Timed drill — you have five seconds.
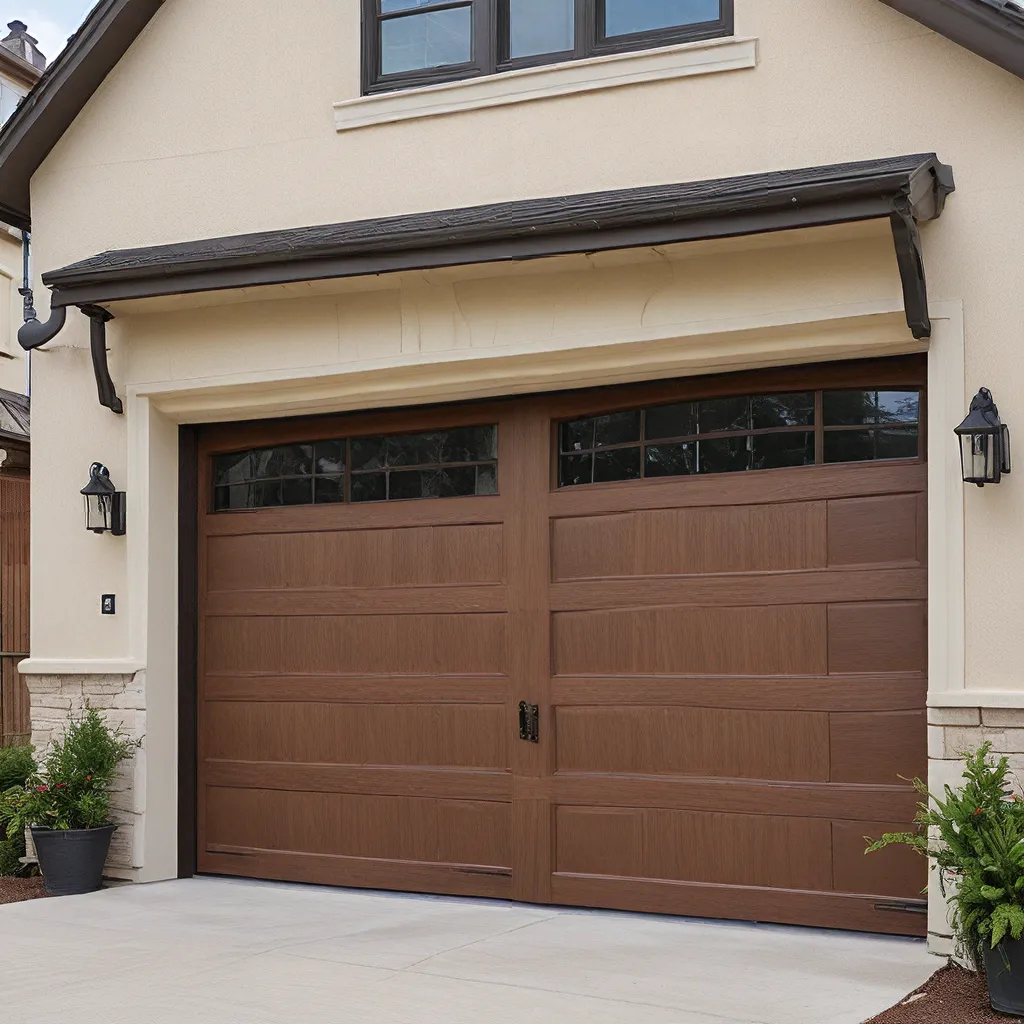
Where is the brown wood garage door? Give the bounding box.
[194,355,927,936]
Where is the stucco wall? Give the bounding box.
[0,230,27,396]
[23,0,1024,691]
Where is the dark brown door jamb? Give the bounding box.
[177,424,199,878]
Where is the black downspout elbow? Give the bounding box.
[16,297,123,414]
[18,304,67,350]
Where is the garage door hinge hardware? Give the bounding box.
[518,702,539,743]
[873,900,928,915]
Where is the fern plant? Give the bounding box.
[868,743,1024,969]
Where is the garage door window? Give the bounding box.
[213,426,498,510]
[559,388,920,487]
[823,390,920,464]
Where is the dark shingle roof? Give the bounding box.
[0,390,29,442]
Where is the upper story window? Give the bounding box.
[0,81,26,125]
[362,0,734,93]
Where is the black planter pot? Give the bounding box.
[31,825,116,896]
[985,939,1024,1017]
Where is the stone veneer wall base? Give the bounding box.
[24,672,147,876]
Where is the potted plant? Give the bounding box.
[1,708,137,896]
[868,743,1024,1017]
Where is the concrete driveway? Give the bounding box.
[0,877,935,1023]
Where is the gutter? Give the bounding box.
[20,153,955,415]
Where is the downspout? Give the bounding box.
[18,296,66,351]
[18,230,35,396]
[17,286,122,415]
[79,304,122,414]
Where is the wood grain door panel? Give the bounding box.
[194,356,927,935]
[202,701,508,768]
[196,403,519,901]
[552,606,829,676]
[554,707,831,780]
[207,524,505,591]
[204,787,511,867]
[551,503,828,580]
[204,614,509,675]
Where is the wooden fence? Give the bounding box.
[0,473,29,747]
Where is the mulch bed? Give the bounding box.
[868,964,1015,1023]
[0,875,47,905]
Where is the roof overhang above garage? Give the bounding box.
[46,154,953,319]
[22,153,954,414]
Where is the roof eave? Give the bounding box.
[878,0,1024,78]
[0,0,166,231]
[41,154,955,311]
[25,154,954,417]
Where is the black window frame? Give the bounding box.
[361,0,734,95]
[555,386,924,489]
[211,425,500,511]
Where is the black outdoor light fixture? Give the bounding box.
[81,463,126,535]
[955,388,1012,487]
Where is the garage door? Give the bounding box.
[194,355,927,936]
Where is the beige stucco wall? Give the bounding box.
[24,0,1024,688]
[0,229,27,396]
[14,0,1024,912]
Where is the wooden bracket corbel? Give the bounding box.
[78,303,123,414]
[889,196,931,340]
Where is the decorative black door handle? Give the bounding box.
[518,702,539,743]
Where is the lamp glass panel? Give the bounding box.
[961,432,995,483]
[85,493,111,532]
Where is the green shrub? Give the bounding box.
[0,745,35,875]
[867,743,1024,969]
[0,745,34,792]
[2,709,136,837]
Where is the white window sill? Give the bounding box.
[334,36,758,133]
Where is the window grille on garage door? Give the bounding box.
[558,388,922,487]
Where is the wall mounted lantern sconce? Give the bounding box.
[955,388,1011,487]
[81,463,126,535]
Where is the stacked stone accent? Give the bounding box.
[930,706,1024,766]
[24,673,146,876]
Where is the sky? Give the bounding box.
[2,0,93,64]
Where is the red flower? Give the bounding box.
[54,783,67,789]
[975,808,983,815]
[86,775,92,782]
[35,785,47,792]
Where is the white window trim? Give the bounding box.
[334,35,757,133]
